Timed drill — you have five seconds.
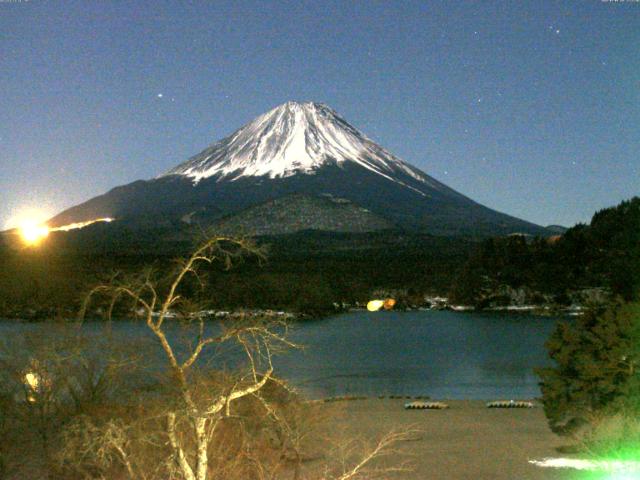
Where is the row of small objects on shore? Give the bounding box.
[307,397,535,409]
[404,400,535,409]
[405,401,449,409]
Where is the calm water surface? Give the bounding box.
[282,310,562,399]
[0,310,564,400]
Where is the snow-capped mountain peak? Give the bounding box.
[50,100,548,237]
[162,101,435,193]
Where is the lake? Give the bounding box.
[0,310,564,400]
[281,310,562,399]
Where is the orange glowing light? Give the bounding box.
[383,298,396,310]
[19,220,50,246]
[7,212,115,247]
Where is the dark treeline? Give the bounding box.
[204,231,474,314]
[0,225,475,318]
[449,197,640,307]
[1,197,637,318]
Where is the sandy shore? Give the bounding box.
[317,398,578,480]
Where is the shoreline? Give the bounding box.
[1,303,580,323]
[316,397,572,479]
[308,395,542,403]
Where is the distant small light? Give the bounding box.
[24,372,39,391]
[157,93,163,98]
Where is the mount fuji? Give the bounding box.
[49,101,547,236]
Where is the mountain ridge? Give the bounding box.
[49,101,549,237]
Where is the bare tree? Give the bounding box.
[324,428,418,480]
[79,236,300,480]
[73,235,416,480]
[0,320,149,479]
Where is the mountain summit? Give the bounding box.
[163,101,440,197]
[50,101,548,236]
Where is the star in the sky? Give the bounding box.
[157,93,163,98]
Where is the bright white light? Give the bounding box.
[5,208,52,246]
[530,457,640,473]
[5,207,52,230]
[24,372,40,390]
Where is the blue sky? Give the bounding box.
[1,0,638,228]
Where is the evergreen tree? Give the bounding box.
[450,196,640,305]
[537,300,640,435]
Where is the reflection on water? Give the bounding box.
[0,310,565,400]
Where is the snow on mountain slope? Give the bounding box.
[163,101,441,196]
[48,100,549,237]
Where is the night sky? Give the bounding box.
[1,0,638,229]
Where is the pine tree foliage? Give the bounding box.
[450,196,640,305]
[537,300,640,435]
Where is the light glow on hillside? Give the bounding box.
[8,214,115,247]
[53,217,114,231]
